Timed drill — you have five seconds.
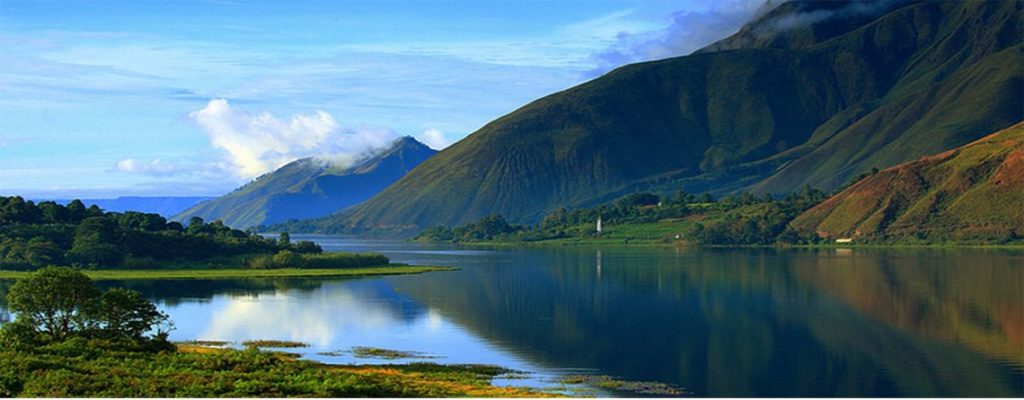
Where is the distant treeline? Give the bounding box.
[415,188,829,245]
[0,196,386,270]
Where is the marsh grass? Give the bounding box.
[559,374,686,396]
[242,340,310,349]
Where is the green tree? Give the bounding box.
[23,238,62,267]
[278,232,291,247]
[98,288,169,340]
[292,240,322,254]
[5,266,100,340]
[68,216,123,266]
[186,216,207,236]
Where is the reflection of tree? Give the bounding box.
[92,278,337,306]
[396,247,1023,397]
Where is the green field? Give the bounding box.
[0,265,454,280]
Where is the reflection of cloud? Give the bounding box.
[199,288,398,348]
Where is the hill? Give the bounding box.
[174,137,436,229]
[791,122,1024,242]
[314,0,1020,235]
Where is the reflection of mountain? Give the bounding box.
[789,250,1023,368]
[395,248,1023,396]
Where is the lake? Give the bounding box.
[2,237,1022,397]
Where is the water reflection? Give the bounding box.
[0,243,1020,397]
[381,246,1023,397]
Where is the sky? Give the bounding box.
[0,0,769,198]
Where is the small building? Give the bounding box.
[835,238,854,244]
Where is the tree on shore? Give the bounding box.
[1,266,170,345]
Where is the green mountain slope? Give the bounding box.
[320,1,1022,234]
[173,137,436,229]
[791,122,1024,242]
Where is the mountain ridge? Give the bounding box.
[293,0,1022,235]
[791,121,1024,242]
[174,137,436,229]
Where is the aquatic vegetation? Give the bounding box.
[349,346,439,360]
[559,374,686,396]
[242,340,310,349]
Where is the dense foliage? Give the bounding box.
[416,188,829,245]
[0,196,322,270]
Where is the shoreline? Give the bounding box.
[426,239,1024,250]
[0,265,456,280]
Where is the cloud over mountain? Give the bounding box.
[189,99,402,179]
[587,0,777,77]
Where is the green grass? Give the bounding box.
[0,340,548,397]
[0,266,455,280]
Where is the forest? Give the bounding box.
[0,196,385,270]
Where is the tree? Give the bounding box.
[292,240,322,254]
[5,266,100,340]
[99,288,169,340]
[186,216,207,236]
[65,199,87,223]
[278,232,291,247]
[68,216,123,266]
[23,238,62,267]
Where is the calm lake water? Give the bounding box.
[2,237,1022,397]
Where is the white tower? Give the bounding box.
[596,216,602,234]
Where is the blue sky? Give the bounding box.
[0,0,766,198]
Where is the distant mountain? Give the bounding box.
[316,0,1020,235]
[39,197,213,217]
[174,137,436,229]
[791,122,1024,242]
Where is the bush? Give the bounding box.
[247,251,389,269]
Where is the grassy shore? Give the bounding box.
[0,341,549,397]
[0,265,455,280]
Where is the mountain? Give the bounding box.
[317,0,1021,234]
[173,137,436,229]
[790,122,1024,242]
[37,197,212,217]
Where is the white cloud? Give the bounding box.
[189,99,402,179]
[586,0,773,77]
[755,1,892,37]
[415,128,452,150]
[111,157,235,181]
[114,158,188,176]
